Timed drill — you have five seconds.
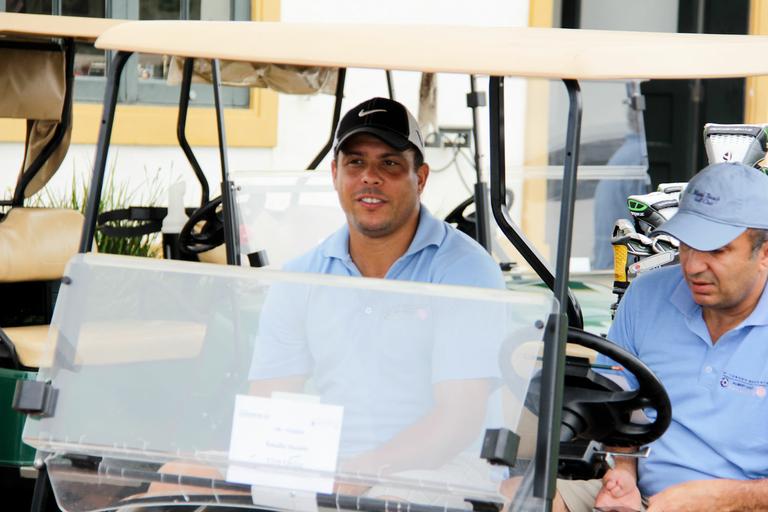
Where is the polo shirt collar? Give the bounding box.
[321,204,443,261]
[738,280,768,328]
[403,206,444,257]
[670,270,699,319]
[322,224,352,261]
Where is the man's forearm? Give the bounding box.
[342,379,491,475]
[719,479,768,511]
[248,376,306,396]
[648,479,768,512]
[343,406,482,474]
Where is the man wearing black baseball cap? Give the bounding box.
[279,96,502,286]
[246,98,506,505]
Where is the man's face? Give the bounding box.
[679,230,768,311]
[331,133,429,239]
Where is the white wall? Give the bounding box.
[0,0,530,220]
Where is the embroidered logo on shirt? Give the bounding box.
[719,371,767,399]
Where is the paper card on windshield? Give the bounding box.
[226,394,343,494]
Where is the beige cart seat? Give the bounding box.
[0,208,84,368]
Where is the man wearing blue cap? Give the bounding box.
[557,162,768,511]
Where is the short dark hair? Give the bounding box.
[410,144,425,169]
[748,228,768,255]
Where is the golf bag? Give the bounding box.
[610,123,768,315]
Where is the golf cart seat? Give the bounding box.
[198,244,227,264]
[0,35,82,370]
[0,207,84,368]
[0,27,89,476]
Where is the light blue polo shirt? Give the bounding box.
[249,206,506,455]
[601,265,768,497]
[282,205,505,289]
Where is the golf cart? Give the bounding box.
[0,12,127,509]
[14,18,768,512]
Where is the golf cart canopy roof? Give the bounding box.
[95,21,768,79]
[0,12,122,41]
[0,13,124,201]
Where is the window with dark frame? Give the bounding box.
[2,0,251,108]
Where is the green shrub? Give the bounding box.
[30,165,166,257]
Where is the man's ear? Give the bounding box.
[416,163,429,195]
[758,239,768,270]
[331,158,338,189]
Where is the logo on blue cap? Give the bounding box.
[652,162,768,251]
[690,189,720,206]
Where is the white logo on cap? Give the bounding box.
[358,108,387,117]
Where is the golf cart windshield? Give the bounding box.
[234,171,345,269]
[23,253,555,511]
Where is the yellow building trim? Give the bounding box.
[520,0,554,262]
[528,0,554,29]
[745,0,768,123]
[67,91,278,146]
[0,0,280,147]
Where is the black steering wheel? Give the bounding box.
[518,326,671,448]
[178,196,225,255]
[445,196,477,239]
[560,327,671,447]
[444,189,515,240]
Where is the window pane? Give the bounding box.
[62,0,104,17]
[134,0,250,108]
[198,0,231,20]
[140,0,180,20]
[5,0,52,14]
[136,0,196,85]
[62,2,108,102]
[137,0,185,94]
[59,0,251,108]
[74,43,105,78]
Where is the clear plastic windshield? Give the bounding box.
[24,254,556,511]
[234,171,345,269]
[496,79,649,277]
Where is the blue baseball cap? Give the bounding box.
[653,162,768,251]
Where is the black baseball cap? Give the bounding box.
[333,97,425,159]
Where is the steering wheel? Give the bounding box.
[445,196,477,239]
[561,326,670,447]
[444,188,515,240]
[519,326,671,448]
[178,196,225,255]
